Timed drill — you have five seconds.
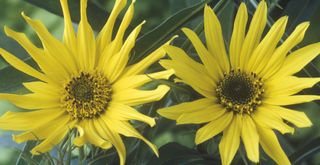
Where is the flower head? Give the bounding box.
[158,1,319,164]
[0,0,173,164]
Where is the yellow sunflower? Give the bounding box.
[158,1,320,165]
[0,0,174,164]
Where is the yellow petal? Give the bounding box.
[239,1,267,69]
[241,115,259,163]
[4,26,42,57]
[31,120,75,155]
[0,93,60,110]
[102,21,145,82]
[97,0,127,53]
[85,120,113,149]
[182,27,224,79]
[98,2,135,68]
[4,26,68,84]
[257,126,291,165]
[262,22,310,78]
[176,104,225,124]
[94,119,126,165]
[112,85,170,106]
[4,26,48,72]
[219,115,241,165]
[13,114,70,143]
[195,112,233,144]
[75,120,112,149]
[105,119,159,157]
[0,48,48,82]
[264,104,312,128]
[23,81,60,96]
[273,42,320,78]
[164,45,218,82]
[160,60,215,98]
[73,124,86,147]
[4,27,68,82]
[113,70,174,91]
[247,16,288,73]
[264,95,320,105]
[0,108,64,131]
[229,3,248,68]
[108,0,135,55]
[122,36,177,77]
[204,5,229,72]
[22,13,77,76]
[77,0,96,71]
[253,106,294,134]
[157,98,214,120]
[104,102,155,127]
[265,76,320,97]
[60,0,77,56]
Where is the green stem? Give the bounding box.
[79,146,85,165]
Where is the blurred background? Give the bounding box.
[0,0,320,164]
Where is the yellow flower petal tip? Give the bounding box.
[157,108,164,115]
[164,35,179,45]
[157,1,318,164]
[30,149,41,156]
[148,118,156,127]
[155,85,170,99]
[181,27,192,34]
[20,12,29,20]
[3,26,11,34]
[12,134,23,144]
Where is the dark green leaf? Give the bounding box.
[16,141,41,165]
[147,142,212,165]
[282,0,320,33]
[0,30,36,93]
[130,0,210,64]
[289,137,320,165]
[130,0,229,64]
[0,58,35,93]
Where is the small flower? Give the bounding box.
[0,0,173,164]
[158,1,319,165]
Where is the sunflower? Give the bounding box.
[158,1,320,165]
[0,0,174,164]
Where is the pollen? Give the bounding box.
[62,72,112,120]
[216,69,264,114]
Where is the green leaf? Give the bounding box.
[130,0,229,64]
[0,59,35,93]
[16,141,41,165]
[87,149,118,165]
[130,0,213,64]
[147,142,212,165]
[0,30,36,93]
[281,0,320,34]
[22,0,117,32]
[289,137,320,165]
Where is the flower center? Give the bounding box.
[216,69,264,114]
[62,72,112,120]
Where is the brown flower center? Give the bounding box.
[62,72,112,120]
[216,69,264,114]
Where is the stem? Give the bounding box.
[79,146,85,165]
[66,143,72,165]
[239,148,250,165]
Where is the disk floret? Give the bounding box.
[216,69,264,114]
[62,72,112,120]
